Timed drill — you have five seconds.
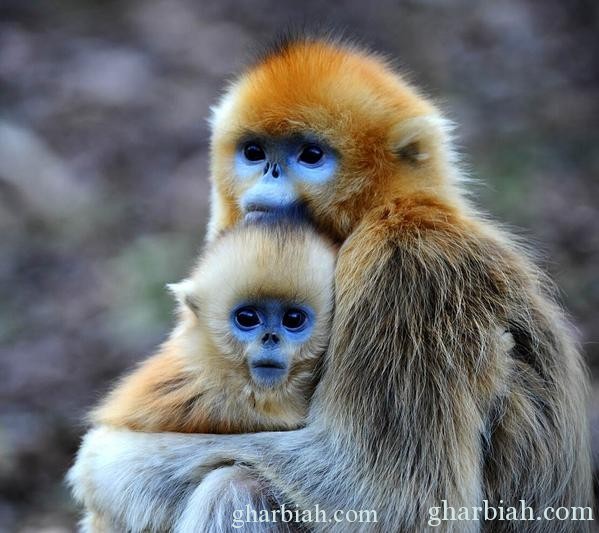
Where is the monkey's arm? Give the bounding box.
[92,345,215,433]
[68,426,278,532]
[71,347,252,532]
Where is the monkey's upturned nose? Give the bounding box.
[262,161,280,178]
[261,332,280,345]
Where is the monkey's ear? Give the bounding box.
[166,280,201,317]
[391,115,454,165]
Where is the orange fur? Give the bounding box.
[209,40,460,242]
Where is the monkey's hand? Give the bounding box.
[67,426,277,532]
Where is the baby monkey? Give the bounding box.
[92,222,336,434]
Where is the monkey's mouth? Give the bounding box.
[253,360,286,370]
[250,361,288,386]
[244,204,278,223]
[245,203,271,213]
[243,203,309,224]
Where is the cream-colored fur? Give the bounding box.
[91,223,335,434]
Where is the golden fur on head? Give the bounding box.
[209,37,460,241]
[92,222,336,434]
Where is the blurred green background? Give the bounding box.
[0,0,597,530]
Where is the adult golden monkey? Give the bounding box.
[69,36,592,532]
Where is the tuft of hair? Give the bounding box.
[250,26,354,66]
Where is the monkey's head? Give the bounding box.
[209,36,461,241]
[170,223,335,391]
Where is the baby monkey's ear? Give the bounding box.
[166,280,201,318]
[391,115,454,165]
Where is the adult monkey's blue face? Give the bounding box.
[234,134,338,222]
[229,298,316,387]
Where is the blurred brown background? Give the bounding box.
[0,0,597,530]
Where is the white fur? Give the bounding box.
[175,466,286,533]
[67,427,278,532]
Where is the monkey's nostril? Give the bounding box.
[263,162,270,175]
[272,163,280,178]
[261,332,280,345]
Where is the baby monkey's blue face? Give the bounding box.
[229,298,316,387]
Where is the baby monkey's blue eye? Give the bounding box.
[243,142,266,162]
[282,308,308,331]
[234,307,261,329]
[298,144,324,166]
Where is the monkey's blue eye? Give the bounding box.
[298,144,324,166]
[234,307,262,329]
[282,308,308,331]
[243,142,266,162]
